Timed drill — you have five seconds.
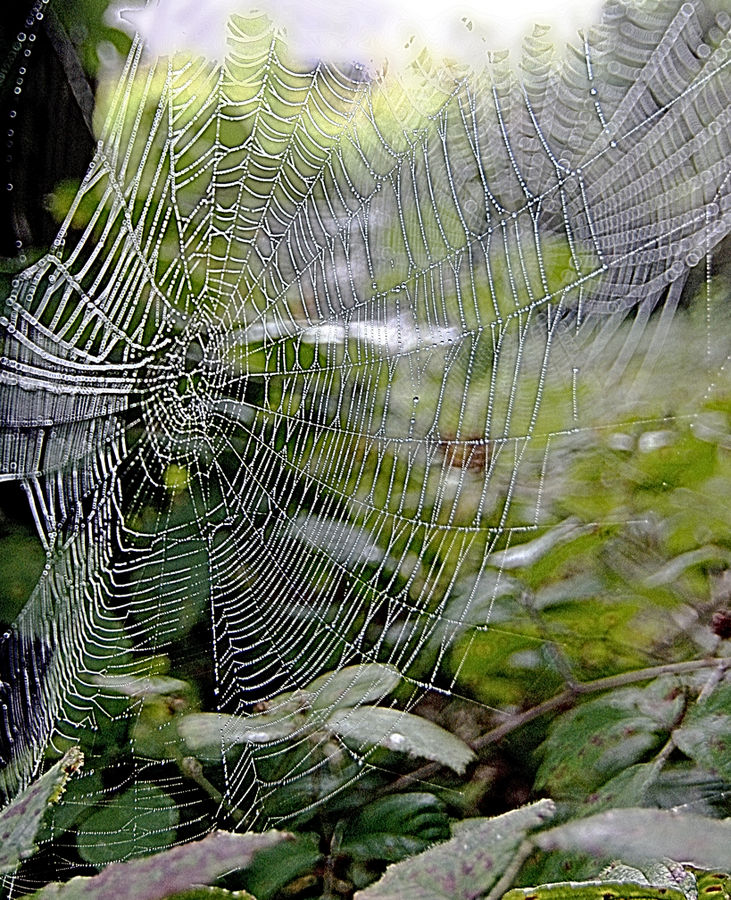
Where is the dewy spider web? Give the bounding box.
[0,0,730,868]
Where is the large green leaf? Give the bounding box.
[354,800,556,900]
[326,706,476,773]
[32,830,288,899]
[340,793,450,863]
[0,747,84,873]
[535,679,682,798]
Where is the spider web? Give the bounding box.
[0,0,730,876]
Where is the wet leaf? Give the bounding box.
[91,675,191,698]
[177,704,308,757]
[165,890,255,900]
[307,664,401,711]
[326,706,476,773]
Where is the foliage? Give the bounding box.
[5,400,731,884]
[5,182,731,900]
[0,748,83,874]
[2,2,731,898]
[29,831,285,899]
[354,800,556,900]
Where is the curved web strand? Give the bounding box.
[0,0,729,832]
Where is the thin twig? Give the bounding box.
[474,657,725,752]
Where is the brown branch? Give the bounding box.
[386,657,727,795]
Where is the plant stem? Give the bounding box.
[178,755,244,824]
[484,838,535,900]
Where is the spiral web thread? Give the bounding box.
[0,0,730,868]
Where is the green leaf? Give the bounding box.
[177,704,307,756]
[92,674,191,697]
[340,793,450,863]
[326,706,476,773]
[177,666,401,759]
[692,868,731,900]
[0,747,83,873]
[581,763,660,814]
[535,680,682,798]
[353,800,556,900]
[31,830,288,899]
[36,768,105,843]
[307,664,401,711]
[238,832,321,900]
[517,859,704,900]
[502,882,687,900]
[76,783,179,866]
[536,809,731,871]
[672,683,731,781]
